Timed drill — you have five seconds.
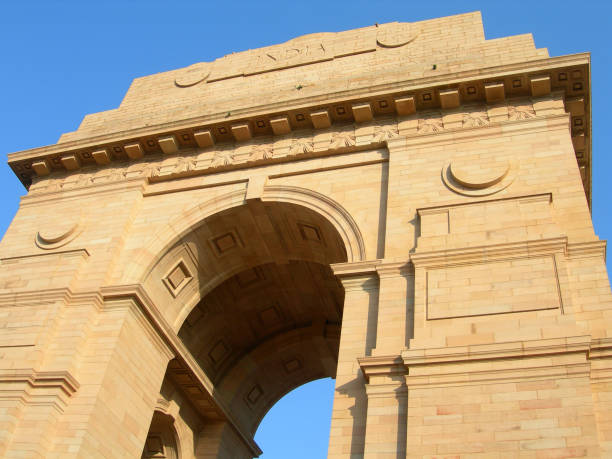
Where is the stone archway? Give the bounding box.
[141,198,354,456]
[142,411,180,459]
[4,14,608,459]
[123,184,366,296]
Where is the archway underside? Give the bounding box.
[146,200,349,452]
[179,259,344,434]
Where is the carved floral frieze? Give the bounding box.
[417,113,444,133]
[462,110,490,128]
[372,124,399,142]
[508,103,536,120]
[27,99,560,195]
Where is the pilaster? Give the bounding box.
[359,355,407,459]
[372,259,413,356]
[45,293,175,458]
[383,137,412,258]
[589,338,612,455]
[328,261,379,458]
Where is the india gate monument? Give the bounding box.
[1,11,610,458]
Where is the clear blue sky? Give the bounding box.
[1,2,610,457]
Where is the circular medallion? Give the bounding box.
[449,161,509,189]
[35,215,83,250]
[376,22,418,48]
[442,159,516,196]
[174,62,211,88]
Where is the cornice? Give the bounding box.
[7,53,589,164]
[20,177,146,206]
[416,193,551,216]
[402,336,591,367]
[567,240,607,260]
[355,336,612,385]
[23,98,580,204]
[375,259,413,278]
[406,362,591,388]
[589,338,612,360]
[0,287,102,308]
[331,260,380,277]
[0,368,80,413]
[399,336,612,386]
[8,54,591,206]
[0,248,90,264]
[330,260,380,292]
[410,236,568,267]
[358,355,405,383]
[0,368,79,394]
[356,336,610,386]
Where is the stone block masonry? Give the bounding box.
[1,11,608,458]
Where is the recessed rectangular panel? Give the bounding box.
[208,228,244,256]
[298,222,322,242]
[214,233,237,252]
[162,259,193,297]
[235,267,264,288]
[167,262,188,289]
[259,306,281,325]
[283,358,303,374]
[427,256,561,319]
[246,384,263,405]
[208,340,229,365]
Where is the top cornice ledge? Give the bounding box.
[55,12,551,143]
[6,12,591,203]
[7,53,589,166]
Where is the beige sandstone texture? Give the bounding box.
[1,11,608,458]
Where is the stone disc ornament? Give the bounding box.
[35,214,83,250]
[442,158,516,196]
[376,22,419,48]
[174,62,211,88]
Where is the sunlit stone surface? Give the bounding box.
[1,11,608,458]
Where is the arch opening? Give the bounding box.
[143,199,353,456]
[142,411,180,459]
[254,377,335,459]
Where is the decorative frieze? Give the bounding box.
[372,124,399,142]
[461,109,489,128]
[508,102,536,120]
[27,98,565,196]
[417,113,443,133]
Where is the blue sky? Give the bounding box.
[1,2,611,457]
